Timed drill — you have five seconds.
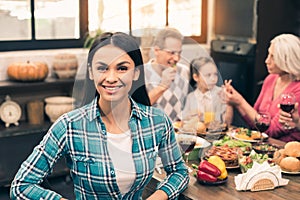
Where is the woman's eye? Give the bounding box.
[117,66,128,71]
[96,65,108,72]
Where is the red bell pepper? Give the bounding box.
[197,170,218,182]
[198,160,221,177]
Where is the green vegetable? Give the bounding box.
[239,150,270,173]
[213,136,252,148]
[246,129,252,137]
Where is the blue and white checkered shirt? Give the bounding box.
[10,97,189,200]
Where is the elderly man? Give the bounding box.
[144,27,190,121]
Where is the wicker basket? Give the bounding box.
[250,178,275,191]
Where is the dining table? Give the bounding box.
[145,137,300,200]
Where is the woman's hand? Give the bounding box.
[279,102,300,129]
[223,80,244,107]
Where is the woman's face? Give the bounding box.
[89,45,139,103]
[265,43,285,74]
[194,62,218,91]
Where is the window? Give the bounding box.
[89,0,207,43]
[0,0,88,51]
[0,0,207,51]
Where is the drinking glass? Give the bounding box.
[255,112,271,142]
[280,93,296,129]
[176,128,197,172]
[204,103,215,127]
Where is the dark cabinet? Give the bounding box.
[253,0,300,102]
[0,78,74,187]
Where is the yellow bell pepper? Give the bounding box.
[207,155,227,179]
[218,169,228,180]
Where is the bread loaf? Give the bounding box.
[284,141,300,157]
[280,157,300,172]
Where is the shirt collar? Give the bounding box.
[87,96,145,121]
[194,87,218,100]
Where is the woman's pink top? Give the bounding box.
[246,74,300,142]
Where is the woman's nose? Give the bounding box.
[265,55,270,64]
[105,70,118,82]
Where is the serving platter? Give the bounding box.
[281,170,300,175]
[197,177,228,185]
[197,131,227,141]
[226,165,240,169]
[229,132,268,143]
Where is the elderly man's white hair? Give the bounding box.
[271,34,300,80]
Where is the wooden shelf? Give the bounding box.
[0,122,52,138]
[0,78,73,186]
[0,78,75,124]
[0,78,74,92]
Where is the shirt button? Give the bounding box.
[111,170,115,175]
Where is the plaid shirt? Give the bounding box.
[144,61,190,121]
[10,97,189,200]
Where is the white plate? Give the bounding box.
[229,132,268,143]
[194,137,211,149]
[281,170,300,175]
[226,165,240,169]
[175,134,211,149]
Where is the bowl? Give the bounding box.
[54,69,77,79]
[45,96,75,122]
[252,143,279,157]
[196,137,212,160]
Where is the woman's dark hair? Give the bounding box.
[80,32,150,106]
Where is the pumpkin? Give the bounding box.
[7,61,49,82]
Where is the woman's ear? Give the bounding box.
[133,68,140,81]
[192,73,199,82]
[88,67,94,80]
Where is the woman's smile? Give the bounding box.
[101,84,124,94]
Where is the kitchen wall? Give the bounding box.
[0,49,88,81]
[0,43,211,82]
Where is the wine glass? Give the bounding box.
[255,112,271,143]
[280,93,296,129]
[176,128,197,172]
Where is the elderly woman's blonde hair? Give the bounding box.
[271,34,300,80]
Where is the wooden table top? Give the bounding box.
[152,138,300,200]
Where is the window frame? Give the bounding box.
[0,0,88,52]
[0,0,207,52]
[128,0,208,44]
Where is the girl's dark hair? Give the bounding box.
[189,57,214,91]
[81,32,150,106]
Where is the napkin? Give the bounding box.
[235,161,289,191]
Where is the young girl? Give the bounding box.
[182,57,233,126]
[10,32,189,200]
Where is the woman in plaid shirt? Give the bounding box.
[10,32,189,200]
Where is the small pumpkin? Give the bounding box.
[7,61,49,82]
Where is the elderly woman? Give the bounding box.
[224,34,300,142]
